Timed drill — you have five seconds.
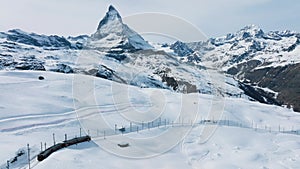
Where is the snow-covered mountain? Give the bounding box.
[186,25,300,70]
[0,5,244,97]
[170,41,194,57]
[90,5,152,50]
[0,5,299,110]
[168,25,300,111]
[0,29,80,49]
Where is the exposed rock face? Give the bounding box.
[238,82,281,106]
[15,56,45,71]
[170,41,194,57]
[0,54,15,69]
[96,65,114,79]
[227,60,262,76]
[50,64,74,74]
[105,49,127,61]
[229,63,300,112]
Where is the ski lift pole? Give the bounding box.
[27,144,30,169]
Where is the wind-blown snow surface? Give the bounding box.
[0,71,300,169]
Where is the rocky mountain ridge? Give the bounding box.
[173,25,300,111]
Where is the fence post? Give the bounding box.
[27,144,30,169]
[159,117,161,127]
[137,126,139,133]
[80,128,82,137]
[41,142,43,152]
[130,122,132,132]
[44,142,47,150]
[53,133,56,145]
[65,134,67,141]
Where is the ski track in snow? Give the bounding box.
[0,103,152,133]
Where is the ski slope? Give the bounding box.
[0,71,300,169]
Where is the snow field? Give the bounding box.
[0,71,299,169]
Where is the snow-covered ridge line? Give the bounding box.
[0,29,82,50]
[183,24,300,69]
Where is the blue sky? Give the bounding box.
[0,0,299,41]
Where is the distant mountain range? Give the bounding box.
[180,25,300,111]
[0,5,299,112]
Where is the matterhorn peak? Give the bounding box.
[91,5,124,40]
[90,5,152,50]
[108,5,118,13]
[96,5,122,31]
